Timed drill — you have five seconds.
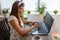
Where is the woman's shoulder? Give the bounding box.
[8,15,18,22]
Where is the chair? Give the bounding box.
[0,18,10,40]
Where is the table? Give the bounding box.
[24,14,60,40]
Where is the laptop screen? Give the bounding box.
[44,13,54,33]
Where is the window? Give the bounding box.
[40,0,60,15]
[0,2,1,14]
[1,0,60,15]
[23,0,60,15]
[22,0,38,18]
[23,0,37,11]
[0,0,16,13]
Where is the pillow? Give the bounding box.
[44,13,54,32]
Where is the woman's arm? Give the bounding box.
[23,20,37,25]
[22,18,36,25]
[10,20,39,37]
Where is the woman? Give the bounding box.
[8,1,39,40]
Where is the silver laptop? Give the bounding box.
[28,13,54,35]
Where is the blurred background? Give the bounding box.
[0,0,60,17]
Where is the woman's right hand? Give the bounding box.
[33,23,40,28]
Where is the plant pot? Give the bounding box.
[40,13,45,18]
[3,13,9,18]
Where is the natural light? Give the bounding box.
[0,0,60,15]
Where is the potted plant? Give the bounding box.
[39,5,46,14]
[37,3,46,17]
[53,10,58,14]
[27,10,31,15]
[2,8,9,17]
[37,3,46,14]
[22,12,28,20]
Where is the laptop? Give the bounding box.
[30,12,54,35]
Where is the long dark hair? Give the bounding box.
[10,1,24,23]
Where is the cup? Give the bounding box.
[34,35,40,40]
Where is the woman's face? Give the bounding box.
[18,6,24,16]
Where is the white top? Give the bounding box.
[8,15,29,40]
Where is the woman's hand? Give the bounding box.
[33,23,40,28]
